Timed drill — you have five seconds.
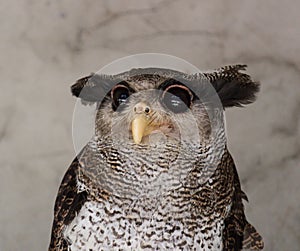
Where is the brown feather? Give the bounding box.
[48,157,87,251]
[223,151,263,250]
[204,65,260,108]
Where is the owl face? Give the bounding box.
[94,74,213,146]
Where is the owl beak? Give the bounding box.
[131,114,149,144]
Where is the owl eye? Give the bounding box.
[162,85,193,113]
[112,85,130,110]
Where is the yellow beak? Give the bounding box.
[131,115,150,144]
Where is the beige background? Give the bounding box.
[0,1,299,250]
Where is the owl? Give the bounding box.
[49,65,264,251]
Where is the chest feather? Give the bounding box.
[64,201,224,251]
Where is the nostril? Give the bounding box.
[134,105,141,113]
[133,102,150,114]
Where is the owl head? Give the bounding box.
[71,65,259,146]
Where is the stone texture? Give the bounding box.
[0,0,299,250]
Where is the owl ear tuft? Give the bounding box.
[203,65,260,108]
[71,73,115,105]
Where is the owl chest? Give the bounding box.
[64,200,225,251]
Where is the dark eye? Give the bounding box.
[162,86,192,113]
[112,85,130,110]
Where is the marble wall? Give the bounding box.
[0,0,299,250]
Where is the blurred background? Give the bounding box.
[0,0,299,250]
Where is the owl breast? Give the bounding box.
[64,140,231,250]
[64,197,225,251]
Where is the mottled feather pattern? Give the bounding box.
[49,65,263,251]
[49,158,88,251]
[62,141,234,250]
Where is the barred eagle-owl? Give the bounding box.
[49,65,263,251]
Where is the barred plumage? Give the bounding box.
[49,65,263,251]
